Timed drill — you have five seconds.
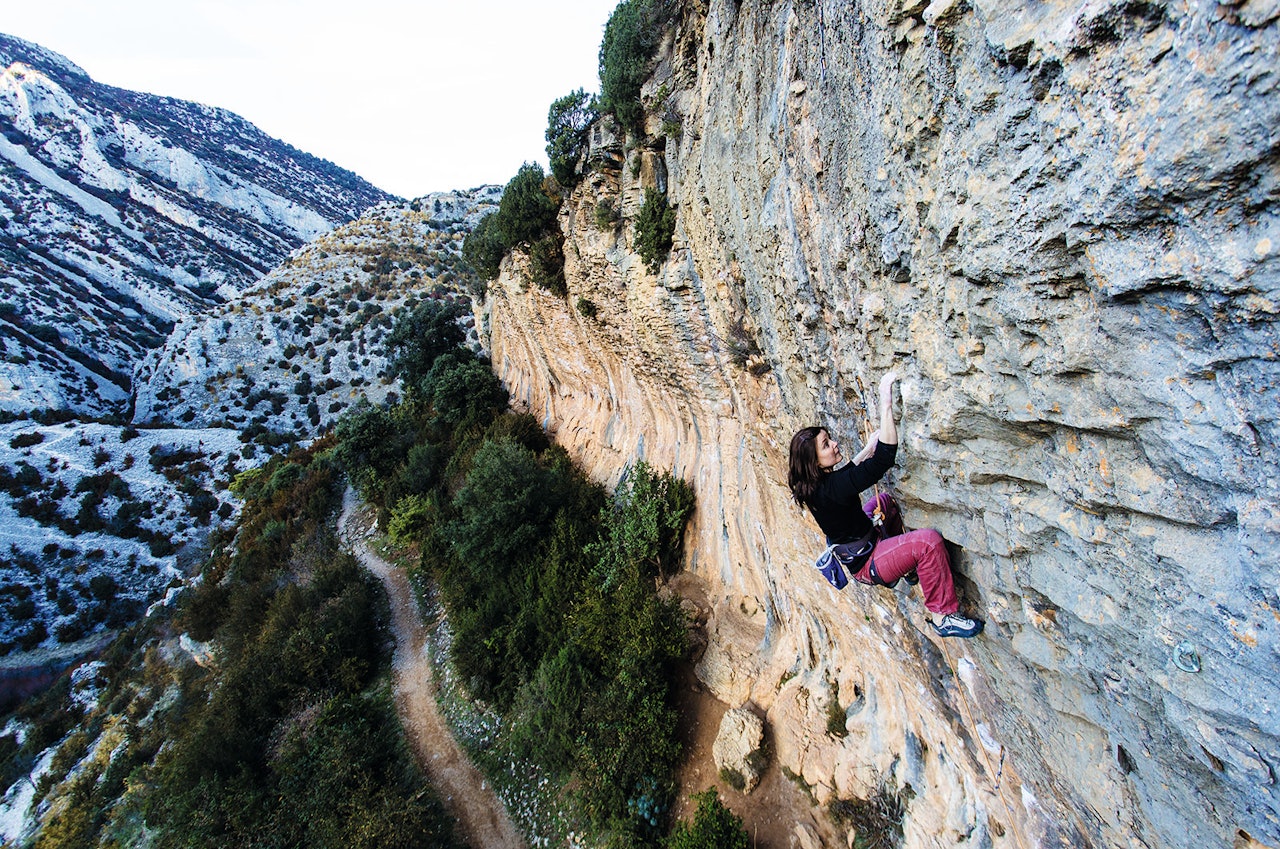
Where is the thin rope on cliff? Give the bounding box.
[818,1,828,83]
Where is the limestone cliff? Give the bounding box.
[480,1,1279,847]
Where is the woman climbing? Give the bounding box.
[788,371,983,638]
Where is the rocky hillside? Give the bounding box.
[0,34,394,417]
[0,420,244,672]
[481,2,1279,849]
[0,189,493,702]
[132,189,496,435]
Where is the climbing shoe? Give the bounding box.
[930,613,983,638]
[904,570,919,586]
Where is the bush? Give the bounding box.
[420,353,509,428]
[635,187,676,273]
[462,214,505,280]
[495,162,559,249]
[448,438,557,584]
[588,461,695,584]
[599,0,673,134]
[594,199,621,231]
[576,297,598,318]
[462,163,560,283]
[89,575,118,602]
[546,88,599,186]
[387,494,433,545]
[384,299,466,389]
[9,431,43,449]
[528,233,567,296]
[667,789,749,849]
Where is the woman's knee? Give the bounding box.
[912,528,944,549]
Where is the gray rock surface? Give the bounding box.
[483,1,1280,847]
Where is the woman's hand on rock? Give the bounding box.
[879,370,899,404]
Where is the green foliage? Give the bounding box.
[546,88,599,186]
[462,163,562,284]
[577,297,599,318]
[421,352,509,427]
[461,213,505,280]
[589,461,695,584]
[635,187,676,273]
[496,162,559,248]
[667,789,750,849]
[330,404,417,499]
[599,0,673,134]
[268,689,456,848]
[384,441,445,505]
[483,411,551,454]
[529,233,567,296]
[595,198,621,231]
[448,438,560,592]
[388,494,433,544]
[384,298,467,388]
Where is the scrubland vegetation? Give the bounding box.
[0,438,457,848]
[334,298,711,845]
[0,2,754,843]
[2,293,744,848]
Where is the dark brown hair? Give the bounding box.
[788,426,826,507]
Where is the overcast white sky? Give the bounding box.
[3,0,621,198]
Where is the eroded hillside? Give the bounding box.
[0,34,393,416]
[480,2,1279,848]
[133,189,496,435]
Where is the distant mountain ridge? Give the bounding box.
[0,33,396,416]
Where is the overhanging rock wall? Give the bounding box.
[482,1,1279,846]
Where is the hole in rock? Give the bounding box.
[1116,744,1135,775]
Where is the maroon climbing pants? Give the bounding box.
[852,493,960,616]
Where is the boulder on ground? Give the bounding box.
[712,706,767,793]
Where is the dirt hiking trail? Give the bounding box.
[339,487,525,849]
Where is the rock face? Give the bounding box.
[0,34,393,415]
[482,2,1279,848]
[711,706,766,793]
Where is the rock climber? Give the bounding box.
[788,371,983,638]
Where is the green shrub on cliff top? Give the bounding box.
[599,0,673,134]
[462,163,562,285]
[546,88,599,186]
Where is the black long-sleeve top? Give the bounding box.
[806,440,898,544]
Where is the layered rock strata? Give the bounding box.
[482,1,1279,847]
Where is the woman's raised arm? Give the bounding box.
[878,371,899,446]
